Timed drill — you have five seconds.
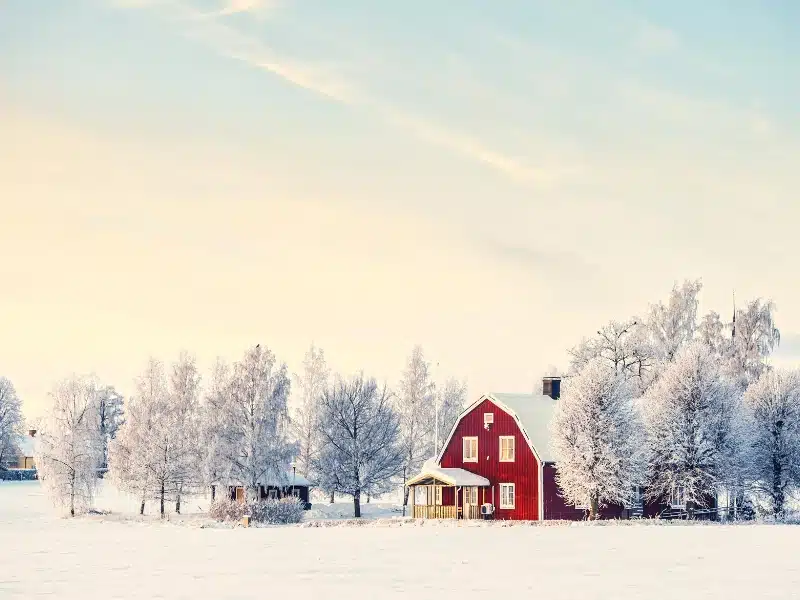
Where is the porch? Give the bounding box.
[406,463,491,520]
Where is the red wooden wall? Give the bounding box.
[542,464,626,520]
[439,398,540,520]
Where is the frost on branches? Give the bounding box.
[435,377,467,456]
[642,343,743,517]
[742,369,800,518]
[291,344,330,481]
[35,375,103,516]
[312,373,403,518]
[217,344,294,501]
[396,345,436,505]
[95,385,124,470]
[550,358,644,519]
[198,358,232,501]
[0,376,23,470]
[646,279,702,365]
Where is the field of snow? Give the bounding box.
[2,481,800,599]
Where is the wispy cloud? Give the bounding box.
[192,0,279,19]
[108,0,563,187]
[633,20,680,54]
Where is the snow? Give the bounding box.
[406,460,491,487]
[486,393,559,461]
[3,482,800,599]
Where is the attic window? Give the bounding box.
[483,412,494,425]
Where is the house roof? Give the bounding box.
[222,472,312,487]
[436,392,559,464]
[406,460,491,487]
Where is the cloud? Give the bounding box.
[485,240,596,277]
[192,0,279,19]
[108,0,564,187]
[633,20,680,54]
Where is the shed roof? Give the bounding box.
[406,461,491,487]
[221,472,312,488]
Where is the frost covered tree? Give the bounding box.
[646,279,702,364]
[730,298,781,388]
[0,376,23,470]
[742,369,800,518]
[168,352,202,514]
[550,358,644,519]
[291,344,329,481]
[108,395,152,515]
[396,345,436,505]
[35,375,103,516]
[642,343,743,517]
[569,319,655,394]
[434,377,467,456]
[198,358,232,501]
[312,373,403,517]
[96,385,125,470]
[217,344,294,501]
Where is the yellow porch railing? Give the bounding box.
[412,505,457,519]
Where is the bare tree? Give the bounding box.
[168,351,202,514]
[435,377,467,456]
[647,279,703,363]
[730,298,781,387]
[35,375,103,516]
[396,345,436,506]
[312,373,403,517]
[198,358,232,501]
[0,376,23,470]
[96,385,124,470]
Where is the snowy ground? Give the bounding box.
[2,482,800,599]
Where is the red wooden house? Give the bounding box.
[407,377,700,521]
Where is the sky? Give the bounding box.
[2,0,799,419]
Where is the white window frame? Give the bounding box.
[499,483,515,509]
[463,486,477,505]
[462,436,478,463]
[499,436,515,462]
[435,485,442,506]
[669,485,686,508]
[483,412,494,425]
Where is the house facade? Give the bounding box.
[407,378,715,521]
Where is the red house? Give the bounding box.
[406,377,652,521]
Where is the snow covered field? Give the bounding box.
[2,482,800,599]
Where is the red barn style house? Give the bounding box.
[407,377,669,521]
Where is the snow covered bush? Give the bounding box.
[550,357,644,519]
[0,376,23,471]
[209,498,305,525]
[0,468,37,481]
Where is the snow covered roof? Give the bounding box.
[487,393,558,463]
[436,392,559,464]
[221,472,312,487]
[406,460,491,487]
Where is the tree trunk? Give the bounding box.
[329,491,334,504]
[140,499,145,515]
[686,500,695,520]
[211,485,216,501]
[366,493,370,503]
[176,492,181,515]
[772,454,784,518]
[354,491,361,518]
[160,482,165,518]
[403,485,410,506]
[70,470,76,517]
[589,495,599,521]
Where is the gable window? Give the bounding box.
[463,436,478,463]
[669,485,685,508]
[499,436,515,462]
[499,483,515,509]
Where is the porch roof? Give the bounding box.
[406,463,490,487]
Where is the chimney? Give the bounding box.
[542,377,561,400]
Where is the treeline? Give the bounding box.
[552,280,797,520]
[29,344,467,518]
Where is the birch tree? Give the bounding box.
[642,343,743,517]
[646,279,702,364]
[396,345,436,505]
[108,394,152,515]
[312,373,403,517]
[742,369,800,518]
[168,351,202,514]
[292,344,329,481]
[0,376,23,470]
[199,358,232,501]
[218,344,294,501]
[730,298,781,388]
[435,377,467,456]
[35,375,103,516]
[550,358,644,519]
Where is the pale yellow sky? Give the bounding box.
[2,0,799,419]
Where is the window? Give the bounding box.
[499,436,515,462]
[462,436,478,462]
[499,483,515,509]
[268,488,277,499]
[669,485,685,507]
[291,488,300,498]
[435,485,442,506]
[483,412,494,425]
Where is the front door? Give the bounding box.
[463,486,477,519]
[235,487,245,503]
